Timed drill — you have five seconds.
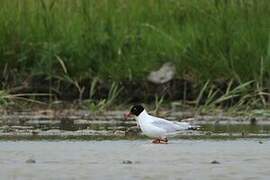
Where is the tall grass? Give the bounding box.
[0,0,269,105]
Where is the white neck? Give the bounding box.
[135,110,150,123]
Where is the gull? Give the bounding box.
[124,105,198,144]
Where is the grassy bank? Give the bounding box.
[0,0,270,108]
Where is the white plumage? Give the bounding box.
[135,109,193,138]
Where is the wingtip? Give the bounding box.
[187,125,200,130]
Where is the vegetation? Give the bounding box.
[83,81,123,112]
[0,0,270,109]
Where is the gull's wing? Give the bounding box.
[150,116,190,133]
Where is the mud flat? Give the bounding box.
[1,110,270,139]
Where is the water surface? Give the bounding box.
[0,139,269,180]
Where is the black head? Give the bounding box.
[130,105,144,116]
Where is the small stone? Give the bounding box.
[211,160,220,164]
[25,159,36,164]
[122,160,133,164]
[259,141,263,144]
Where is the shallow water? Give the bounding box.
[0,139,270,180]
[201,124,270,134]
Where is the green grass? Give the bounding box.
[0,0,270,106]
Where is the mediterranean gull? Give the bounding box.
[124,105,198,144]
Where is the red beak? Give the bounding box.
[124,112,132,120]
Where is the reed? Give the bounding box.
[0,0,269,106]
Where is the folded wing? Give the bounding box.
[150,117,191,133]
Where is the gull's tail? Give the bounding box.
[187,125,200,130]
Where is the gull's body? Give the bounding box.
[135,110,192,138]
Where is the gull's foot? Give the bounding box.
[159,138,168,144]
[152,138,168,144]
[152,138,161,144]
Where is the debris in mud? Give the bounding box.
[31,130,40,135]
[1,125,13,133]
[125,127,140,136]
[25,159,36,164]
[113,130,125,136]
[250,118,257,125]
[122,160,133,164]
[211,160,220,164]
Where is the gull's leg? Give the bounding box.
[159,137,168,144]
[152,138,161,144]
